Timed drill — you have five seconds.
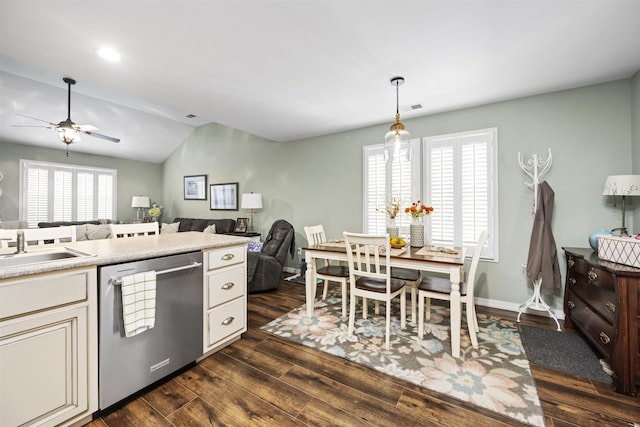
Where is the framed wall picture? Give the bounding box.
[184,175,207,200]
[234,218,248,233]
[210,182,239,210]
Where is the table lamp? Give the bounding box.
[602,175,640,236]
[241,193,263,232]
[131,196,150,221]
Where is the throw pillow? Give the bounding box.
[75,224,88,241]
[162,222,180,234]
[86,224,111,240]
[203,224,216,234]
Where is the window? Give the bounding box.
[20,160,117,227]
[363,140,420,234]
[362,128,498,261]
[424,128,498,260]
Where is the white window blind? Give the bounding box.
[20,160,117,227]
[363,140,420,235]
[424,128,498,260]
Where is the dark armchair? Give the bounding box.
[247,219,295,293]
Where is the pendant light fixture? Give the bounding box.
[384,76,410,162]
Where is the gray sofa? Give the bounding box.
[173,218,236,234]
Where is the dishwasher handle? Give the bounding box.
[111,262,203,286]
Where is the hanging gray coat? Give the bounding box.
[526,180,562,295]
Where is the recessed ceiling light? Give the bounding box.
[96,47,121,62]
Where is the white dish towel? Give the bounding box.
[120,270,157,337]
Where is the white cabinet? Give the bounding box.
[0,267,97,427]
[202,245,247,355]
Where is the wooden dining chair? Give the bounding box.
[304,225,349,317]
[0,226,77,248]
[344,231,406,350]
[417,231,488,349]
[109,222,159,238]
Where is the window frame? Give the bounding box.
[19,159,118,227]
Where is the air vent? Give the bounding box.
[185,114,197,119]
[410,104,422,110]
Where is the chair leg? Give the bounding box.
[418,292,425,340]
[322,279,329,300]
[374,300,380,315]
[466,302,479,348]
[400,289,406,329]
[363,297,368,319]
[340,279,347,318]
[410,283,417,324]
[348,294,356,337]
[385,300,391,350]
[425,297,432,320]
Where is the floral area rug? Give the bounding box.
[261,290,546,427]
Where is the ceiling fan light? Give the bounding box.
[58,126,77,144]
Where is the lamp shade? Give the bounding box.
[131,196,150,208]
[241,193,263,210]
[602,175,640,196]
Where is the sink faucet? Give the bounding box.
[15,230,26,254]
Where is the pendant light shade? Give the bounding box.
[384,76,410,162]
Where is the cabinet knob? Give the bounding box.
[221,316,235,326]
[587,269,598,282]
[605,301,616,313]
[568,300,576,310]
[221,282,235,290]
[569,277,577,286]
[599,331,611,345]
[568,258,575,268]
[221,254,235,261]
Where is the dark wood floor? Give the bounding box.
[88,278,640,426]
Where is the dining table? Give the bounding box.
[303,241,468,358]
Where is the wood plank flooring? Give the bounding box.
[88,278,640,426]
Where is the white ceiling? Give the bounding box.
[1,1,639,163]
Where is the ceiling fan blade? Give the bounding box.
[81,130,120,143]
[15,112,57,126]
[11,124,54,129]
[77,124,99,132]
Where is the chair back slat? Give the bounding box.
[109,222,159,238]
[343,232,390,284]
[466,231,489,299]
[0,226,76,248]
[304,225,327,246]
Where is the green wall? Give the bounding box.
[632,71,640,232]
[163,79,634,312]
[0,141,163,222]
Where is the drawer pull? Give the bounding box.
[221,254,235,261]
[221,316,235,326]
[599,331,611,345]
[605,301,616,313]
[567,300,575,310]
[221,282,235,290]
[568,258,575,268]
[587,269,598,282]
[569,277,576,286]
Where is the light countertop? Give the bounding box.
[0,232,249,279]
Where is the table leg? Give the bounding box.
[450,265,463,358]
[305,255,315,317]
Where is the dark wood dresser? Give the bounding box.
[563,247,639,395]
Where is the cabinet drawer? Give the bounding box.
[206,297,246,347]
[567,291,616,359]
[0,268,90,320]
[567,272,617,324]
[207,264,245,308]
[206,245,245,270]
[568,254,590,277]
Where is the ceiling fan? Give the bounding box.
[14,77,120,153]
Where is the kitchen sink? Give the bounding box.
[0,247,96,268]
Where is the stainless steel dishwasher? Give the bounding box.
[98,251,203,410]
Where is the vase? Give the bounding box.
[386,218,399,238]
[410,219,424,247]
[588,228,611,251]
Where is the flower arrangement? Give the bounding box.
[148,201,163,219]
[377,197,401,219]
[405,200,433,219]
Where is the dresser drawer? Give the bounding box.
[567,272,617,324]
[207,264,245,308]
[206,298,246,347]
[206,245,245,270]
[567,291,616,359]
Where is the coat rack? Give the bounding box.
[516,149,560,330]
[517,148,552,215]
